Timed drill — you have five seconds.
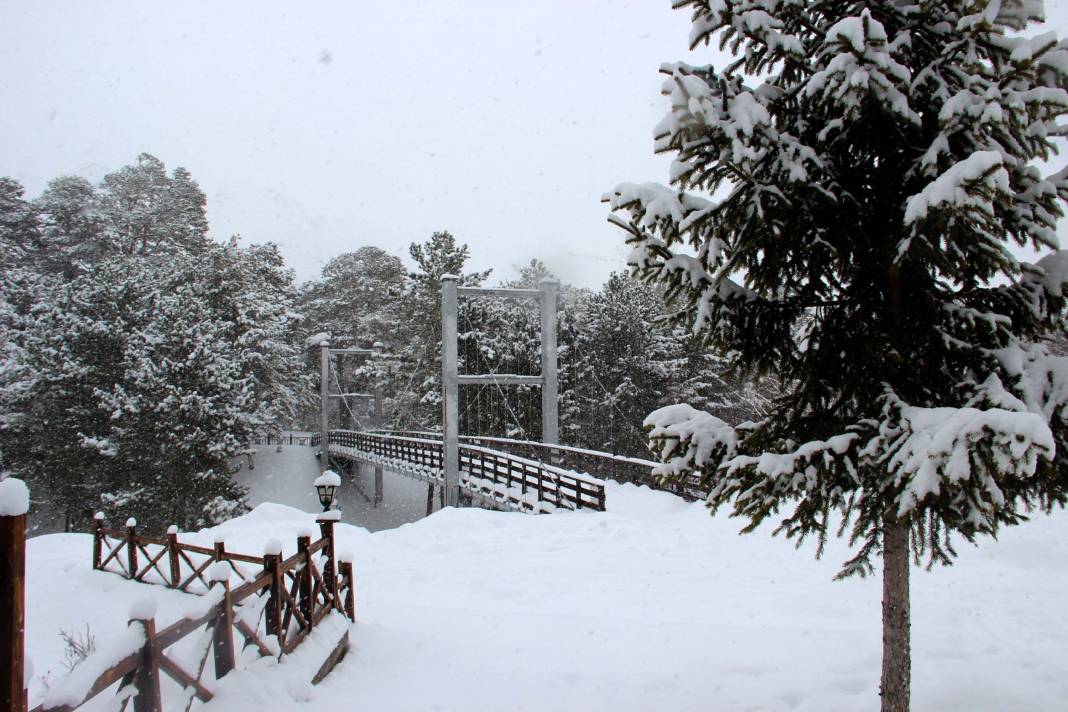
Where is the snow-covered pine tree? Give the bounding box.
[33,175,108,276]
[568,272,770,457]
[97,153,209,258]
[569,272,681,455]
[298,246,408,348]
[604,3,1068,710]
[0,178,40,270]
[391,231,491,430]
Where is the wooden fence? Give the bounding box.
[32,515,355,712]
[326,430,606,512]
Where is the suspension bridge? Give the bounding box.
[311,277,700,515]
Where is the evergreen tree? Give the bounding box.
[567,272,770,457]
[391,231,491,429]
[605,3,1068,710]
[33,175,107,276]
[298,245,407,347]
[1,242,305,532]
[0,178,41,269]
[97,153,209,257]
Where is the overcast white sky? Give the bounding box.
[3,1,1068,288]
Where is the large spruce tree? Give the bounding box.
[605,2,1068,710]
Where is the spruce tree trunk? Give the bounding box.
[881,516,911,712]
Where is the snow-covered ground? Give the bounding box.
[236,443,431,531]
[25,483,1068,711]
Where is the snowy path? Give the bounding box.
[236,443,431,531]
[25,484,1068,711]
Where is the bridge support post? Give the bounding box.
[441,275,460,507]
[539,278,559,445]
[320,342,330,473]
[372,349,385,506]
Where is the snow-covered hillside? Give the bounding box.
[26,484,1068,711]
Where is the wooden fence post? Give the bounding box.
[0,478,29,712]
[317,516,338,609]
[92,512,105,570]
[338,557,356,622]
[128,600,162,712]
[263,540,283,647]
[166,526,180,587]
[297,534,313,631]
[209,566,236,679]
[126,518,138,579]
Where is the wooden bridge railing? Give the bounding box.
[455,435,703,502]
[35,515,356,712]
[326,431,607,512]
[252,433,316,447]
[350,430,705,502]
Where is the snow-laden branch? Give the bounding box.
[644,404,738,478]
[874,399,1054,518]
[904,151,1011,224]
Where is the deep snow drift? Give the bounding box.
[25,483,1068,711]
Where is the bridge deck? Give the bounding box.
[323,431,606,513]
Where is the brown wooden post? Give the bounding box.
[92,512,105,570]
[297,534,313,632]
[338,559,356,622]
[213,538,226,565]
[0,478,29,712]
[210,577,237,679]
[166,526,180,587]
[317,517,338,608]
[126,518,138,579]
[263,541,283,647]
[129,606,162,712]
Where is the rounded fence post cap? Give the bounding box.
[128,596,157,621]
[94,512,106,521]
[264,538,283,556]
[207,561,231,583]
[213,531,227,544]
[125,517,137,528]
[166,525,179,535]
[0,477,30,516]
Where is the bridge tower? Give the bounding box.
[440,275,559,506]
[318,341,388,474]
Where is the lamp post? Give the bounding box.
[314,471,341,513]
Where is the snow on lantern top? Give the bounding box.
[315,471,341,488]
